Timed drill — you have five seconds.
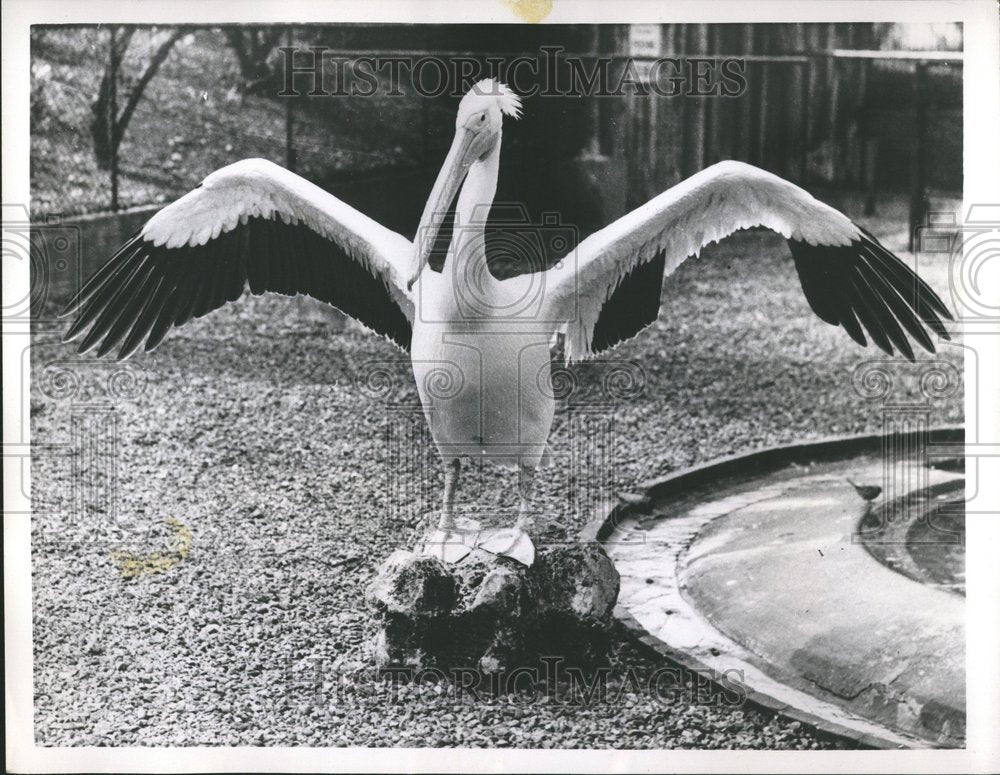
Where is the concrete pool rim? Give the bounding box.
[581,425,965,750]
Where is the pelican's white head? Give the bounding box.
[407,79,522,290]
[456,77,522,130]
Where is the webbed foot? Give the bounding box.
[417,517,482,564]
[475,526,535,567]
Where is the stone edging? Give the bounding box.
[581,425,964,750]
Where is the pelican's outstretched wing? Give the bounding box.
[61,158,414,359]
[542,160,952,361]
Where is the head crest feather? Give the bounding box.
[470,78,522,119]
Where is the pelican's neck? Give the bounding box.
[449,141,500,284]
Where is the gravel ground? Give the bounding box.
[30,223,962,748]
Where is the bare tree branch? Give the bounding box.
[223,26,283,92]
[90,27,185,169]
[112,29,184,148]
[113,26,135,65]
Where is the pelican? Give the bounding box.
[61,79,953,567]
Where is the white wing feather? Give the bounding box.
[141,158,414,319]
[542,160,862,360]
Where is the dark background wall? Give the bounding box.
[31,22,962,251]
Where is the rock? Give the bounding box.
[373,614,427,669]
[449,550,530,671]
[453,549,525,614]
[533,543,620,621]
[473,566,524,612]
[476,621,526,674]
[450,549,497,608]
[365,550,455,617]
[367,541,620,672]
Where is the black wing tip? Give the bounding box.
[844,321,868,348]
[63,213,414,361]
[94,339,116,359]
[115,345,139,362]
[853,223,956,322]
[70,330,139,360]
[789,228,953,359]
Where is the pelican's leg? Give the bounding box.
[421,458,471,563]
[438,458,461,530]
[514,463,537,535]
[475,463,538,567]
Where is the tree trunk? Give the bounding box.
[90,28,183,170]
[90,27,134,169]
[224,28,283,92]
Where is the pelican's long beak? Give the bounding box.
[408,127,478,291]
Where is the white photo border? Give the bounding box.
[4,1,999,772]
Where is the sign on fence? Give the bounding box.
[628,25,663,58]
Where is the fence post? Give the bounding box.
[109,27,119,212]
[756,62,769,168]
[285,26,296,173]
[862,59,878,216]
[683,24,708,177]
[422,98,431,163]
[587,26,601,156]
[798,59,810,185]
[736,25,754,161]
[909,61,929,251]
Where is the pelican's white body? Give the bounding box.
[410,147,555,468]
[411,277,556,469]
